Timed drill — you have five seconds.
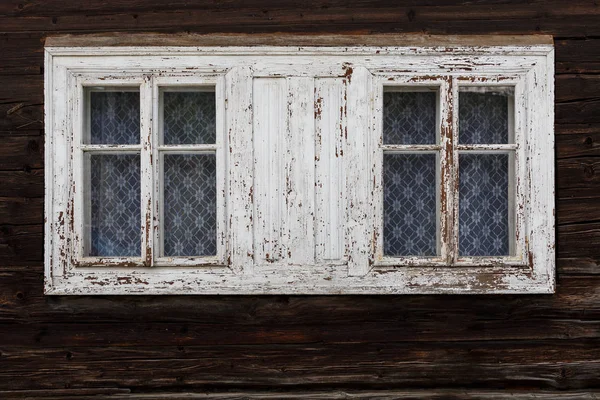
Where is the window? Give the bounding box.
[44,34,555,294]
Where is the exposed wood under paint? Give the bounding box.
[45,33,555,48]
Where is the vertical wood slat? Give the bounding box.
[71,77,84,262]
[513,77,527,263]
[44,49,55,281]
[526,53,555,287]
[286,77,316,265]
[315,78,346,263]
[53,63,70,277]
[215,75,228,265]
[253,78,287,263]
[444,77,458,264]
[226,67,254,274]
[140,75,154,266]
[253,77,317,266]
[346,67,373,276]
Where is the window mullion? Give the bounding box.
[140,75,154,267]
[439,76,457,265]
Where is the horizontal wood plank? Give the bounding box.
[1,390,599,399]
[0,136,43,171]
[0,225,43,265]
[0,3,598,36]
[0,341,599,391]
[44,32,554,47]
[0,197,43,225]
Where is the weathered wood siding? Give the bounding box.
[0,1,599,398]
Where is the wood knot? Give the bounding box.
[407,9,416,22]
[584,136,593,147]
[583,164,595,179]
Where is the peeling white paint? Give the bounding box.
[44,39,555,295]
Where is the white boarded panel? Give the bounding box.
[253,78,287,262]
[285,77,316,265]
[315,78,346,262]
[345,67,374,276]
[226,67,254,274]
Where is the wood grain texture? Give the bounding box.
[1,390,600,400]
[0,0,598,396]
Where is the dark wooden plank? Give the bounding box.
[0,170,43,198]
[0,224,43,265]
[0,0,596,19]
[0,136,43,171]
[558,197,600,226]
[0,103,43,131]
[1,390,599,400]
[1,319,598,348]
[558,222,600,271]
[0,33,43,75]
[0,388,131,399]
[556,75,600,103]
[557,258,600,275]
[0,341,598,391]
[556,125,600,159]
[0,74,43,132]
[555,75,600,125]
[0,4,599,36]
[0,0,414,17]
[557,159,600,191]
[556,38,600,74]
[0,130,41,137]
[0,197,43,225]
[555,154,600,229]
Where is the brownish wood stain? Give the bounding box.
[0,1,599,398]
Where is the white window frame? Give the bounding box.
[44,34,555,295]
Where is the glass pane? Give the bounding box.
[383,91,436,144]
[384,153,437,256]
[163,154,217,256]
[163,91,216,144]
[459,154,510,256]
[89,154,141,257]
[89,91,140,144]
[459,91,511,144]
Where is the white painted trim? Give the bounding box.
[44,43,555,294]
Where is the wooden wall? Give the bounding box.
[0,1,599,398]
